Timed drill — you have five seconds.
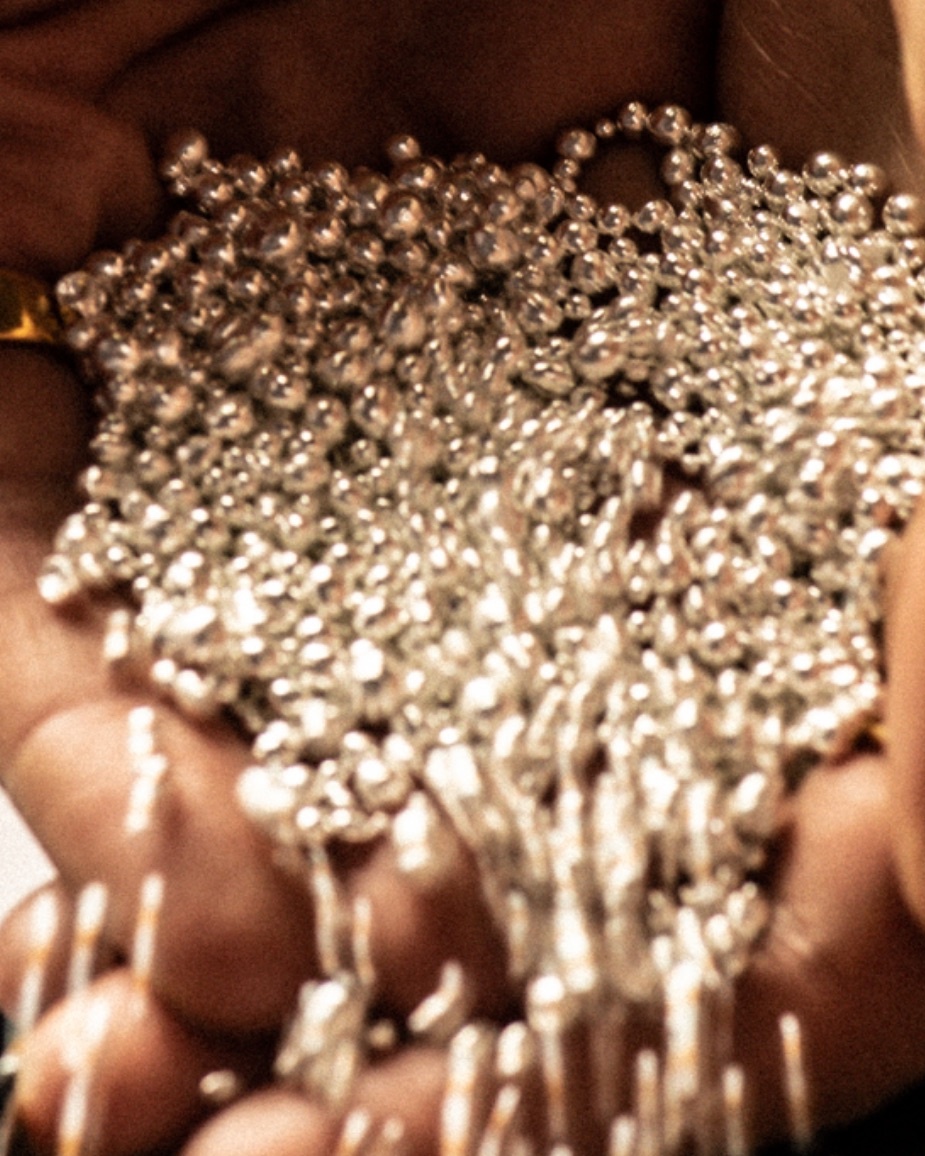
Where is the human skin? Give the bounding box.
[3,1,925,1152]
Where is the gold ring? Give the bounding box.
[0,270,62,345]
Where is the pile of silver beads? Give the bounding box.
[40,99,925,1145]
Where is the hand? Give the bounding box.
[5,749,925,1156]
[2,2,925,1154]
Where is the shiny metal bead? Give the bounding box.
[617,100,648,138]
[829,191,874,235]
[647,104,692,147]
[883,192,925,237]
[803,151,845,196]
[556,128,596,163]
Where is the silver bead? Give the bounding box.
[160,129,209,184]
[648,104,693,147]
[847,162,889,199]
[571,313,626,381]
[747,144,781,180]
[803,151,845,196]
[386,134,422,165]
[379,191,426,241]
[556,128,596,163]
[617,100,648,138]
[304,211,346,257]
[829,191,874,235]
[883,192,925,237]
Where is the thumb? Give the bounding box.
[894,0,925,155]
[884,498,925,927]
[0,78,161,275]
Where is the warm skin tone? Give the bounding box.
[4,1,925,1152]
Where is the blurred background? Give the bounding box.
[0,788,53,928]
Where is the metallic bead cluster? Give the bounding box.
[41,100,925,1141]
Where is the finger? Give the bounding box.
[0,883,72,1025]
[0,350,90,488]
[0,878,140,1026]
[7,688,513,1036]
[0,77,162,274]
[104,0,720,173]
[181,1048,446,1156]
[339,840,512,1020]
[884,500,925,928]
[0,424,506,1035]
[735,753,925,1147]
[0,1,234,96]
[893,0,925,153]
[0,346,319,1035]
[11,968,273,1156]
[0,307,506,1042]
[720,0,925,190]
[180,1090,339,1156]
[6,693,319,1033]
